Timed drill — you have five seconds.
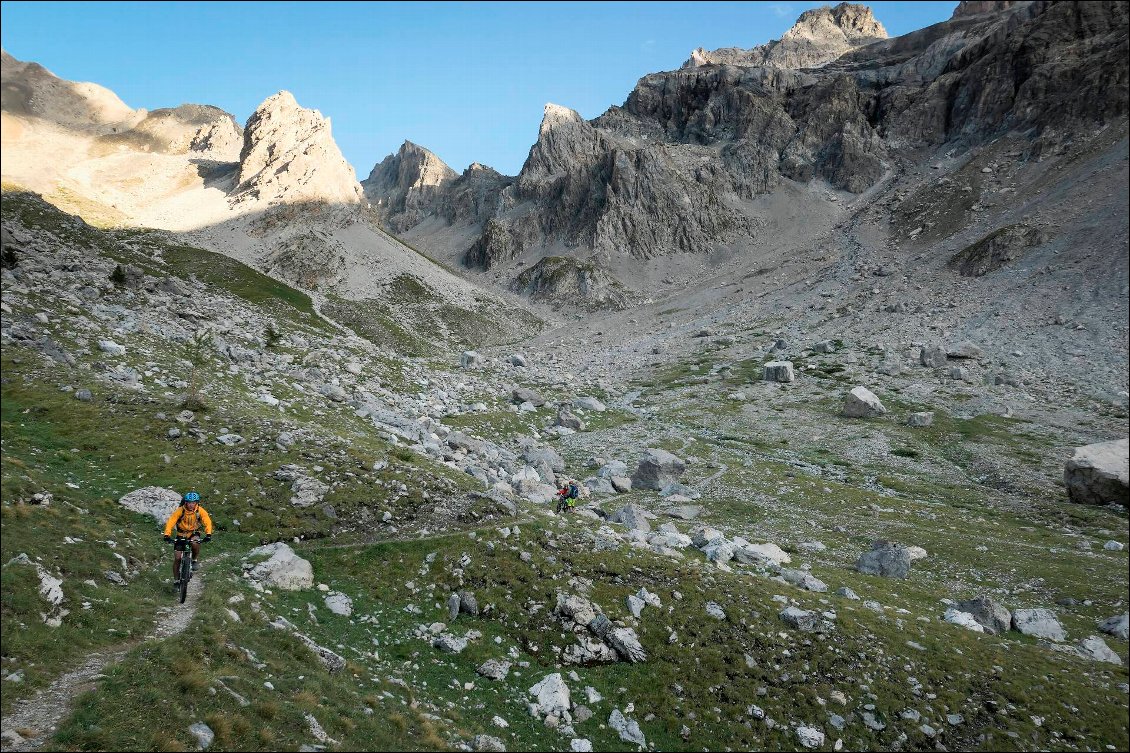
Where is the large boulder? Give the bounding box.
[780,606,819,631]
[557,407,585,431]
[602,626,647,663]
[631,448,686,490]
[1064,438,1129,507]
[609,709,646,747]
[841,386,887,418]
[734,542,792,565]
[947,340,984,360]
[856,540,912,578]
[118,486,182,522]
[1072,636,1122,664]
[555,593,599,627]
[512,387,547,407]
[610,503,651,532]
[763,361,795,383]
[529,673,571,718]
[574,396,606,412]
[1011,608,1066,641]
[246,542,314,591]
[956,595,1012,635]
[523,444,566,473]
[920,344,947,368]
[1098,613,1129,641]
[779,568,828,592]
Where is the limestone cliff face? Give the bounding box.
[684,3,888,70]
[352,1,1125,310]
[455,1,1127,275]
[362,140,457,232]
[437,162,512,226]
[93,104,242,159]
[234,91,362,206]
[951,1,1030,19]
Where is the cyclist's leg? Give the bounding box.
[190,539,201,569]
[173,548,182,581]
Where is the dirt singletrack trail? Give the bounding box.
[0,563,216,752]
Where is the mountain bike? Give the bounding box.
[555,492,576,514]
[171,534,203,603]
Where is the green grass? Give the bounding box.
[48,519,1130,751]
[162,244,327,328]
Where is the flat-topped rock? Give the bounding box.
[1064,438,1129,507]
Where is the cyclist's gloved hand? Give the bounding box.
[164,534,172,543]
[203,535,212,543]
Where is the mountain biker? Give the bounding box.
[556,479,580,512]
[163,492,213,585]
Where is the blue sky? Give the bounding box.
[1,1,958,177]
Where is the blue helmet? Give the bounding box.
[183,491,201,503]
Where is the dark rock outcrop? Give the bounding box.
[366,2,1127,306]
[362,140,457,232]
[510,256,635,310]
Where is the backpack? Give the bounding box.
[567,482,579,499]
[175,504,204,533]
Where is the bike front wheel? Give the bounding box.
[178,555,191,603]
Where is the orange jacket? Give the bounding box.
[164,505,213,537]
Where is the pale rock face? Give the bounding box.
[234,91,363,206]
[540,102,585,134]
[362,140,457,232]
[92,104,242,160]
[684,2,888,70]
[952,1,1028,18]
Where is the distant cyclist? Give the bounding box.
[555,479,580,513]
[163,492,213,585]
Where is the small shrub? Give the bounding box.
[254,701,279,719]
[109,264,127,286]
[264,323,283,348]
[204,713,232,745]
[176,670,209,694]
[182,329,214,411]
[148,732,188,752]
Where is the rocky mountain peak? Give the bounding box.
[539,103,585,135]
[361,140,457,231]
[783,3,887,45]
[684,2,888,70]
[396,140,457,188]
[234,90,362,206]
[465,162,497,174]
